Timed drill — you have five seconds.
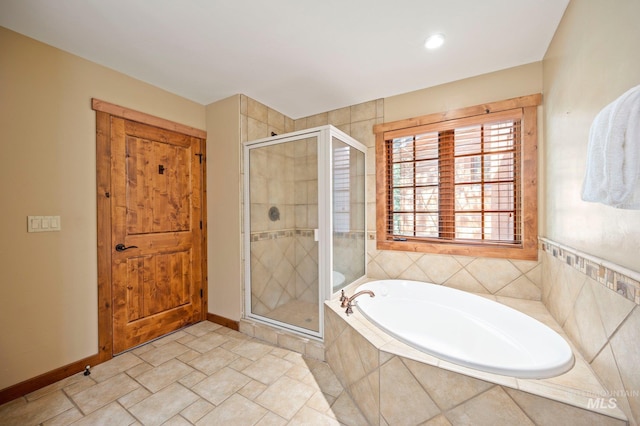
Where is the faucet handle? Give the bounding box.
[345,302,353,315]
[339,289,347,302]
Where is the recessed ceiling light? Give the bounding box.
[424,33,445,50]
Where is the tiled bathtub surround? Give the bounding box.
[367,238,543,300]
[325,296,628,425]
[540,238,640,306]
[541,238,640,425]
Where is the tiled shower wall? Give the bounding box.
[243,100,319,315]
[540,238,640,425]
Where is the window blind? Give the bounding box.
[385,110,522,246]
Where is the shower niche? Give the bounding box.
[243,125,367,339]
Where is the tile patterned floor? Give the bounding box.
[0,321,368,425]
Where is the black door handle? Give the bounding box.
[115,243,138,252]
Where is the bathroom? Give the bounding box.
[1,0,640,424]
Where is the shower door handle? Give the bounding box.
[115,243,138,252]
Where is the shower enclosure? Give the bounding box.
[243,125,366,339]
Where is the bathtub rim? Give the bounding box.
[355,279,575,379]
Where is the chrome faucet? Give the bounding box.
[340,289,375,315]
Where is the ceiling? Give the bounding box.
[0,0,569,119]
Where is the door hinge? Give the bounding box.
[200,288,203,298]
[199,220,203,229]
[195,153,203,164]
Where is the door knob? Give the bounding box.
[115,243,138,252]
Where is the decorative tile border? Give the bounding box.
[249,229,300,241]
[250,229,365,241]
[333,231,365,239]
[540,237,640,305]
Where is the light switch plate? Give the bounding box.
[28,216,61,232]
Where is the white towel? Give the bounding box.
[581,84,640,209]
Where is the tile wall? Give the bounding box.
[541,238,640,425]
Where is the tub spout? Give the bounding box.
[341,290,375,315]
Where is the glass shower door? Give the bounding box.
[331,136,366,292]
[246,135,321,336]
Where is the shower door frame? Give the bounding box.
[243,125,367,340]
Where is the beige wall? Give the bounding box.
[542,0,640,272]
[384,62,543,122]
[206,95,242,322]
[0,27,205,390]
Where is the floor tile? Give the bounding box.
[231,339,274,361]
[138,341,191,367]
[0,391,72,426]
[183,321,222,337]
[241,353,294,384]
[118,387,152,409]
[180,398,215,423]
[70,401,136,426]
[151,330,189,347]
[135,358,194,393]
[128,382,199,426]
[289,406,341,425]
[254,411,288,426]
[196,394,268,425]
[187,346,238,375]
[59,376,97,397]
[184,331,228,353]
[70,373,140,414]
[255,375,316,420]
[89,352,143,382]
[238,379,268,400]
[25,372,85,401]
[179,370,207,389]
[125,361,154,378]
[42,406,83,426]
[191,366,251,405]
[305,391,334,414]
[161,416,193,426]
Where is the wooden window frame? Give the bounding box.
[374,94,540,260]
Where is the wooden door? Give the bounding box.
[110,117,204,353]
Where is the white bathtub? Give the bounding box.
[354,280,574,379]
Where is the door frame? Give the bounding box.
[93,98,208,362]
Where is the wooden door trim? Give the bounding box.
[94,102,207,362]
[92,98,207,139]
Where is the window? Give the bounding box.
[375,95,540,260]
[333,144,351,232]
